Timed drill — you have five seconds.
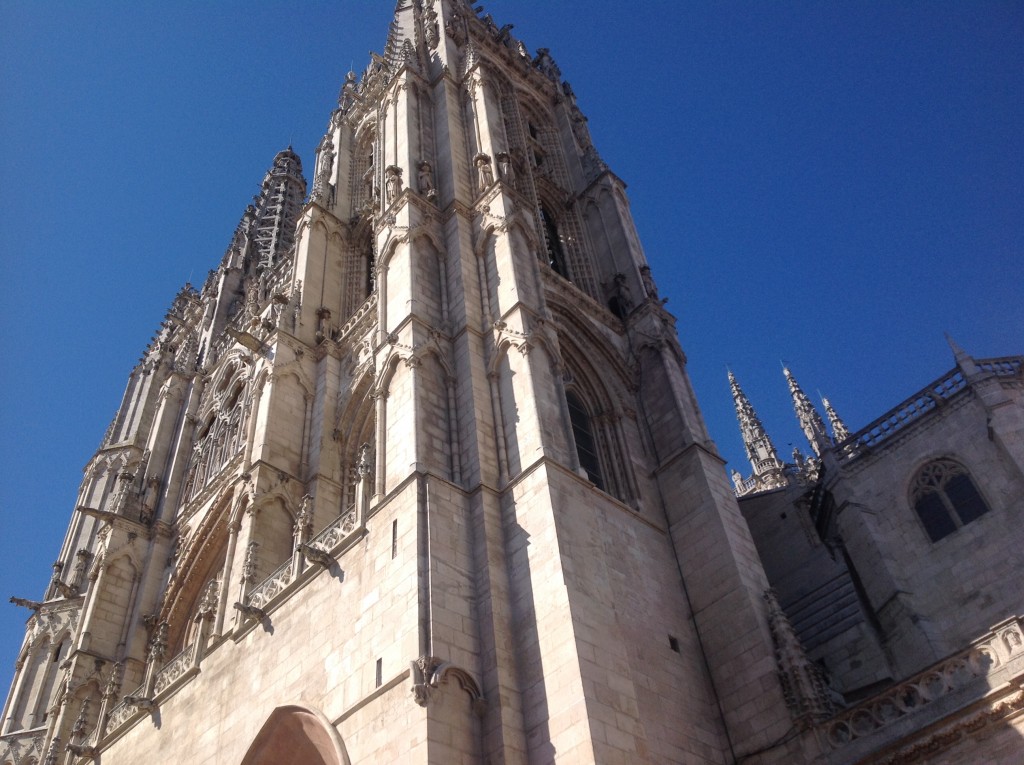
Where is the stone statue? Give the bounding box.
[496,152,515,184]
[313,136,335,204]
[385,165,403,203]
[475,153,494,191]
[417,161,436,200]
[639,265,658,299]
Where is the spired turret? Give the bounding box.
[785,365,831,457]
[822,396,851,443]
[729,369,788,496]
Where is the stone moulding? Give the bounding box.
[824,615,1024,750]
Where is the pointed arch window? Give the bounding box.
[540,204,569,279]
[911,459,990,542]
[566,390,604,491]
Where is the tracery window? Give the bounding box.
[566,390,604,491]
[911,459,990,542]
[183,378,247,501]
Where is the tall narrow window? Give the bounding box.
[566,391,604,490]
[911,459,990,542]
[540,205,568,278]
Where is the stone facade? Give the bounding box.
[1,3,1020,765]
[733,347,1024,762]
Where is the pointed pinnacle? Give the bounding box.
[944,332,969,360]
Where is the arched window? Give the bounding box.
[566,390,604,491]
[911,459,990,542]
[540,205,568,278]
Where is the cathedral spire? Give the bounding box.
[822,397,851,443]
[784,366,830,457]
[823,397,847,440]
[729,370,787,495]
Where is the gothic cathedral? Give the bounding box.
[3,3,1022,765]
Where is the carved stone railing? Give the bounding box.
[308,505,358,553]
[974,356,1023,377]
[824,616,1024,748]
[834,369,967,456]
[334,293,377,344]
[246,558,295,611]
[153,642,196,696]
[105,683,145,732]
[243,507,360,614]
[835,356,1023,460]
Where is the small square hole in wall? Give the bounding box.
[668,635,680,653]
[375,657,383,688]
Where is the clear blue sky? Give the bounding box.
[1,1,1021,697]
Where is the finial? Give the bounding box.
[944,332,978,377]
[944,332,969,360]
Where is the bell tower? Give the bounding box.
[2,3,800,764]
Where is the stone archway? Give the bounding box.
[240,705,349,765]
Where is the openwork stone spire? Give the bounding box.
[784,366,830,457]
[729,370,787,496]
[252,147,306,269]
[822,397,850,443]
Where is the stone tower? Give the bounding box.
[1,3,802,763]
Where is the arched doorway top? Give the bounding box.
[240,705,350,765]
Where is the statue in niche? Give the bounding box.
[496,152,515,184]
[417,161,437,200]
[385,165,403,203]
[475,153,494,191]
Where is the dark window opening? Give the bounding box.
[911,459,991,542]
[540,205,568,278]
[567,391,604,490]
[375,658,383,688]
